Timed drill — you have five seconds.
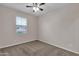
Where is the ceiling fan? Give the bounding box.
[26,3,45,12]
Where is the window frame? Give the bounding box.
[16,16,28,35]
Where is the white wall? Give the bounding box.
[38,4,79,54]
[0,5,38,48]
[1,4,79,54]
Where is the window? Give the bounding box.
[16,16,27,34]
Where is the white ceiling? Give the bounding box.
[0,3,68,16]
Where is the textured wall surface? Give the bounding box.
[0,5,38,48]
[38,4,79,54]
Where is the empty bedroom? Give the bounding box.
[0,3,79,56]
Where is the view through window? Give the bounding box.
[16,16,27,34]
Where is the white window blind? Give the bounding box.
[16,16,27,34]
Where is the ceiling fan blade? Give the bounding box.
[40,3,45,6]
[33,10,35,12]
[39,8,43,11]
[26,6,33,7]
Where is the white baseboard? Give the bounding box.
[39,39,79,54]
[0,39,37,49]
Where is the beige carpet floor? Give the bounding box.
[0,40,78,56]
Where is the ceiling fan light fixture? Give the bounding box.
[26,3,45,12]
[33,7,39,12]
